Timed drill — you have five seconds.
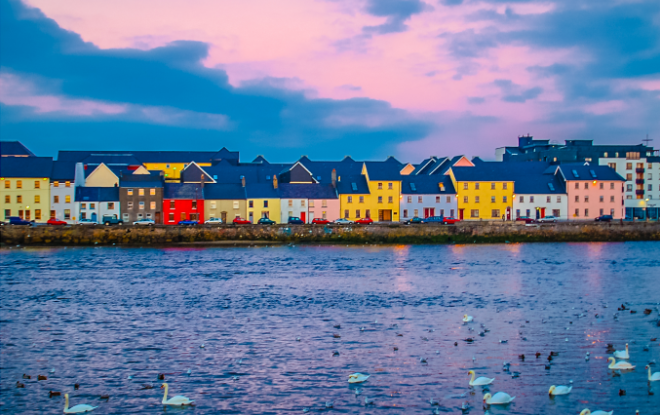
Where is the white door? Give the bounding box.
[310,212,315,222]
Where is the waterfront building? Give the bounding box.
[246,179,282,223]
[360,158,404,222]
[278,183,339,223]
[400,175,457,220]
[600,155,660,220]
[510,162,568,220]
[203,183,247,222]
[49,161,77,223]
[119,173,164,223]
[447,162,515,221]
[0,156,53,222]
[74,187,120,222]
[163,183,205,224]
[557,163,626,219]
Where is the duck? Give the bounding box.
[483,392,515,405]
[647,365,660,381]
[468,370,495,386]
[579,410,613,415]
[463,315,473,323]
[608,357,635,370]
[63,394,98,413]
[548,385,572,395]
[348,373,370,383]
[160,383,194,406]
[613,343,630,359]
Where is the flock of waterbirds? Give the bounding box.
[12,303,660,413]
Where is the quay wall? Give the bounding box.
[1,222,659,246]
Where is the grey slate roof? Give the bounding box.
[451,161,568,194]
[278,184,338,199]
[75,187,120,202]
[402,175,456,194]
[337,175,370,194]
[50,161,77,181]
[0,157,53,178]
[363,157,404,180]
[120,174,164,188]
[58,150,231,164]
[0,141,36,157]
[82,154,143,166]
[557,163,625,181]
[245,183,280,198]
[205,162,292,184]
[164,183,204,199]
[203,183,247,200]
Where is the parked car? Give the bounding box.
[233,217,251,225]
[288,216,304,224]
[442,217,461,225]
[355,217,374,225]
[311,218,331,225]
[404,216,424,224]
[334,218,354,225]
[102,214,123,226]
[133,218,155,226]
[178,219,198,226]
[7,216,32,225]
[257,217,276,225]
[538,215,558,223]
[47,218,67,226]
[516,216,536,224]
[205,217,224,225]
[77,218,97,225]
[595,215,613,222]
[423,216,444,224]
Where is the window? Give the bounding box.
[648,173,652,180]
[35,209,41,220]
[347,196,353,204]
[264,200,269,208]
[123,213,130,221]
[626,173,633,181]
[418,196,423,203]
[65,181,71,188]
[414,209,418,217]
[526,209,530,217]
[627,195,632,199]
[584,209,589,217]
[288,200,292,207]
[378,183,382,190]
[322,200,327,208]
[150,189,156,196]
[626,184,633,191]
[309,200,315,208]
[128,201,134,209]
[90,203,95,209]
[516,209,520,218]
[4,180,9,189]
[53,181,59,187]
[388,196,393,203]
[407,196,412,203]
[608,163,616,169]
[127,189,134,196]
[599,183,604,189]
[575,195,579,202]
[344,209,349,218]
[403,209,408,218]
[552,209,560,217]
[16,180,22,189]
[150,201,156,210]
[169,200,175,209]
[503,183,508,190]
[604,152,608,157]
[440,209,444,216]
[475,196,480,203]
[599,196,604,202]
[4,209,10,218]
[529,196,534,203]
[611,208,615,216]
[574,183,579,189]
[35,195,40,203]
[610,196,614,202]
[16,195,22,203]
[35,180,40,189]
[475,183,480,190]
[359,196,364,203]
[626,163,632,169]
[250,200,255,208]
[64,209,71,220]
[491,196,495,203]
[520,196,524,203]
[503,196,508,203]
[168,213,175,222]
[108,203,114,210]
[365,209,371,218]
[446,196,451,203]
[470,209,479,218]
[139,189,145,196]
[491,209,500,218]
[322,211,327,219]
[463,196,468,203]
[557,196,561,203]
[599,208,604,215]
[301,200,305,207]
[288,211,293,217]
[491,183,496,190]
[546,196,551,203]
[463,183,468,190]
[139,201,145,210]
[649,184,653,191]
[138,213,144,220]
[65,195,71,203]
[233,201,239,209]
[54,195,59,203]
[585,196,589,203]
[356,210,361,218]
[210,202,216,209]
[4,195,9,203]
[584,182,588,189]
[436,196,440,203]
[388,183,393,190]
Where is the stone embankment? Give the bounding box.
[1,221,659,246]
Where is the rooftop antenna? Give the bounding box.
[642,133,652,147]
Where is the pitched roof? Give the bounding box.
[337,175,370,194]
[363,157,405,180]
[0,141,36,157]
[278,184,338,199]
[0,157,53,178]
[245,183,279,198]
[164,183,205,199]
[82,154,143,166]
[57,150,229,164]
[203,183,247,200]
[205,162,292,184]
[75,187,120,202]
[120,173,164,188]
[50,161,77,181]
[402,175,456,194]
[558,163,625,181]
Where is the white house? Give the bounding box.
[512,164,568,220]
[50,161,77,223]
[74,187,121,223]
[600,156,660,220]
[400,175,457,220]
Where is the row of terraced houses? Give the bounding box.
[1,137,659,224]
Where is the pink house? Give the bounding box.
[559,164,625,219]
[309,196,341,222]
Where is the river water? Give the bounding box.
[1,242,659,414]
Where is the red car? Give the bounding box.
[516,216,536,224]
[311,218,331,225]
[355,217,373,225]
[442,217,460,225]
[232,217,251,225]
[47,218,67,225]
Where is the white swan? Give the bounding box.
[348,373,370,383]
[608,357,635,370]
[63,394,97,413]
[548,385,572,395]
[463,314,473,323]
[579,409,613,415]
[647,365,660,381]
[161,383,194,406]
[468,370,495,386]
[613,343,629,359]
[483,392,515,405]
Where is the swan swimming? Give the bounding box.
[548,385,572,395]
[579,409,613,415]
[608,357,635,370]
[348,373,370,383]
[160,383,194,406]
[463,315,473,323]
[613,343,629,359]
[483,392,515,405]
[647,365,660,381]
[63,394,97,414]
[468,370,495,386]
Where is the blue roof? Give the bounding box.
[451,161,569,194]
[50,161,77,181]
[0,141,36,157]
[278,184,338,199]
[58,150,233,164]
[246,183,280,198]
[82,154,143,165]
[337,175,370,194]
[558,163,625,181]
[120,174,164,188]
[205,162,292,184]
[75,187,120,202]
[203,183,247,200]
[363,157,404,180]
[164,183,204,199]
[0,156,53,178]
[402,175,455,194]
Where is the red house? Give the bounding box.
[163,183,204,224]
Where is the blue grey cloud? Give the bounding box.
[363,0,429,34]
[493,80,543,103]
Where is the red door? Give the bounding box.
[459,209,464,220]
[301,212,306,223]
[423,208,435,218]
[540,208,546,218]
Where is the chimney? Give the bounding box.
[201,174,205,188]
[331,169,337,188]
[273,175,278,189]
[241,175,245,187]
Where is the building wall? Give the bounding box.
[163,199,204,224]
[75,201,120,223]
[309,198,340,221]
[50,181,76,223]
[0,177,50,222]
[451,177,515,221]
[247,198,281,223]
[600,157,660,217]
[144,162,211,181]
[400,194,457,221]
[204,199,246,222]
[119,187,164,223]
[339,193,370,221]
[566,180,624,219]
[281,198,308,223]
[363,177,401,221]
[513,194,568,220]
[85,164,119,187]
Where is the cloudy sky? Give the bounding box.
[1,0,658,162]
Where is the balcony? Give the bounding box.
[636,168,645,173]
[636,190,645,195]
[636,179,645,184]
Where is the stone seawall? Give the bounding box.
[2,222,659,246]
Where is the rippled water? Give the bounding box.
[1,242,660,414]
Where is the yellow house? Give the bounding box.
[448,163,515,221]
[203,183,248,222]
[246,179,281,223]
[0,157,53,222]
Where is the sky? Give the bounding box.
[1,0,659,162]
